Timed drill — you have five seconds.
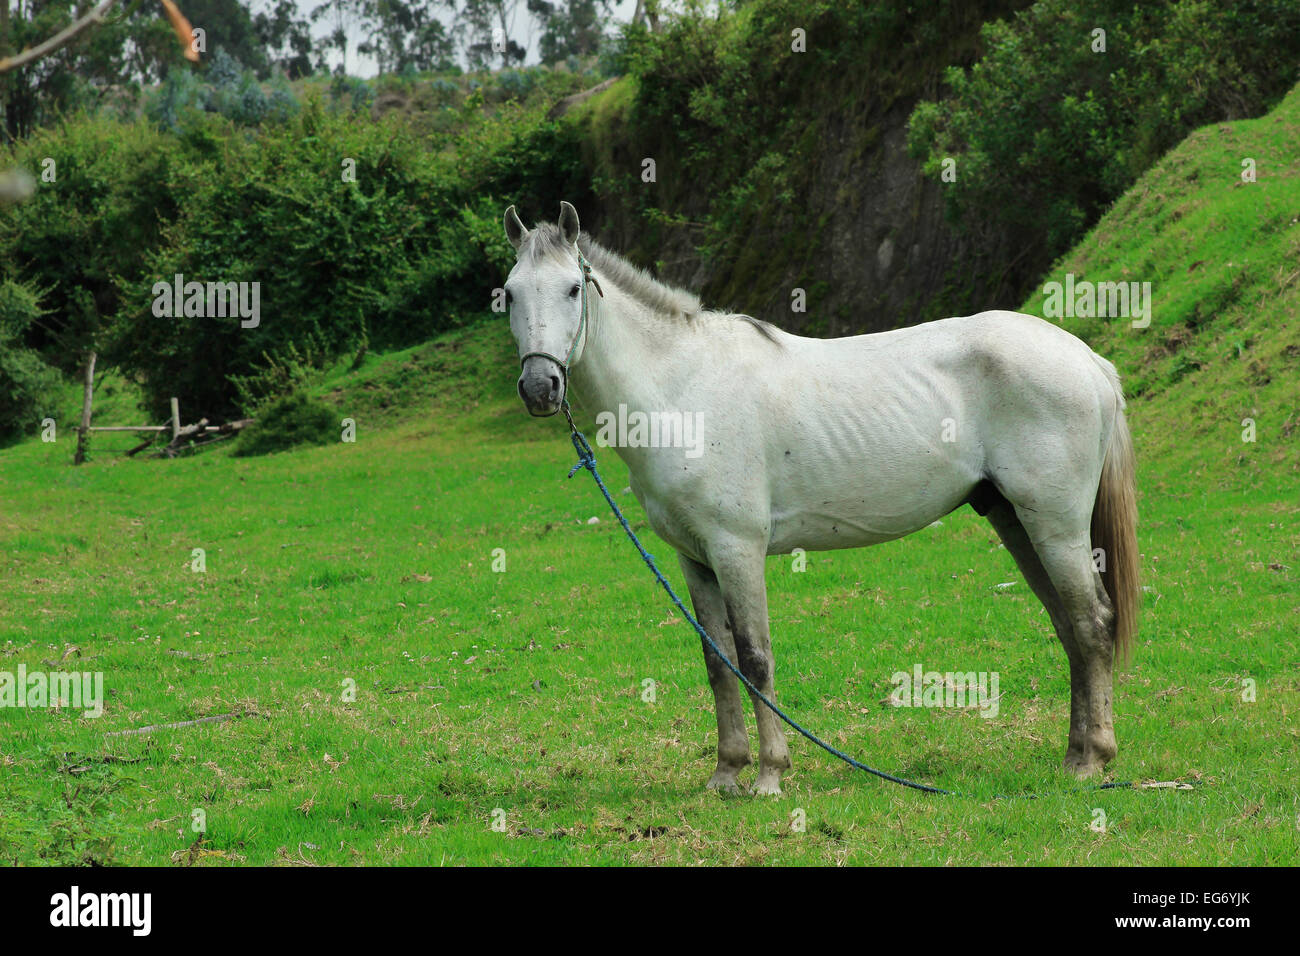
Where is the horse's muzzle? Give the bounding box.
[518,357,564,417]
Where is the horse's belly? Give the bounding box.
[767,495,960,553]
[765,449,976,554]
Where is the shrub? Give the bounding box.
[0,344,62,443]
[0,279,63,441]
[0,115,199,377]
[0,73,586,423]
[908,0,1300,269]
[231,391,337,457]
[0,278,61,440]
[107,97,570,421]
[146,49,300,132]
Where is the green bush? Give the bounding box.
[146,48,299,132]
[0,345,62,443]
[0,115,199,376]
[0,68,586,425]
[231,391,337,457]
[108,94,579,421]
[0,279,61,442]
[908,0,1300,270]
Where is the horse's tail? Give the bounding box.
[1090,354,1139,663]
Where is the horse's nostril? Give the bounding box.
[517,378,527,401]
[549,375,560,397]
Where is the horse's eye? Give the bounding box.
[569,284,580,298]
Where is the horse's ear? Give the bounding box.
[504,205,528,251]
[558,201,581,246]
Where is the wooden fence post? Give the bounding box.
[170,397,180,440]
[73,350,96,466]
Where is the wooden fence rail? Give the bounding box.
[73,375,252,463]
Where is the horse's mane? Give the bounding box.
[521,222,780,344]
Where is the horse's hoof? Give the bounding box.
[1063,753,1106,779]
[752,771,783,796]
[706,772,745,795]
[1064,730,1117,778]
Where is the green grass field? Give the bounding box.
[1,90,1297,867]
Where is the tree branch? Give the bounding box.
[0,0,124,74]
[0,0,199,73]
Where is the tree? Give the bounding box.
[179,0,269,78]
[403,7,456,72]
[908,0,1300,277]
[358,0,456,74]
[252,0,316,78]
[0,1,180,141]
[527,0,609,65]
[310,0,367,74]
[631,0,660,32]
[455,0,525,70]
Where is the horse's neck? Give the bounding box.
[570,285,677,415]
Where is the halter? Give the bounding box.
[518,249,604,399]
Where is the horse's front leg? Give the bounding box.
[712,544,791,796]
[679,555,751,793]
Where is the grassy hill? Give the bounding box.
[0,87,1296,865]
[1025,83,1300,489]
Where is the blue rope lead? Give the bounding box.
[560,407,1147,800]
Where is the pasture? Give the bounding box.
[2,13,1299,867]
[1,316,1295,865]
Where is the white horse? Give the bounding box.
[503,202,1139,796]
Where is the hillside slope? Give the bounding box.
[566,0,1033,335]
[1023,82,1300,493]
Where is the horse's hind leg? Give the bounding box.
[1015,510,1119,777]
[680,555,751,793]
[985,499,1088,768]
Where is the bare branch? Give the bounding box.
[0,0,124,74]
[0,0,199,73]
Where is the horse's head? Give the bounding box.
[503,201,589,417]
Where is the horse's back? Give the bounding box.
[774,309,1115,424]
[756,311,1120,553]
